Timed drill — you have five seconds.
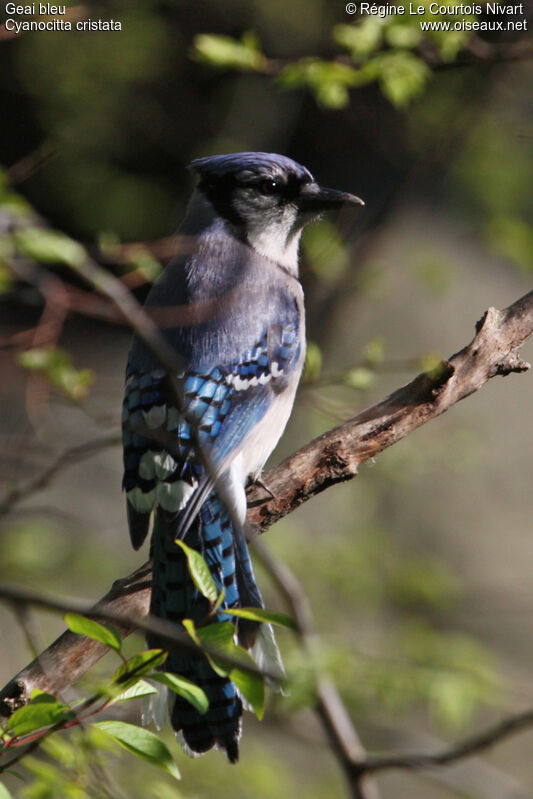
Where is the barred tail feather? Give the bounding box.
[147,499,244,761]
[147,491,284,762]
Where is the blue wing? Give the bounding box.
[122,322,300,548]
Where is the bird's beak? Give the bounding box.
[297,183,365,212]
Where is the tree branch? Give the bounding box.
[358,707,533,775]
[0,290,531,774]
[246,291,532,530]
[0,434,120,518]
[253,539,381,799]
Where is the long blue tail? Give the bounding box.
[147,491,262,762]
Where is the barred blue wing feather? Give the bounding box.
[122,323,301,540]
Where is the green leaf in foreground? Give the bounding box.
[13,228,87,268]
[16,347,94,401]
[0,783,14,799]
[64,613,122,653]
[174,540,219,603]
[150,673,208,714]
[4,694,73,738]
[184,620,235,677]
[183,619,265,719]
[93,721,180,780]
[111,680,158,704]
[112,650,168,687]
[192,32,265,72]
[231,665,265,720]
[230,607,297,631]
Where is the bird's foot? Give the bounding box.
[251,475,276,500]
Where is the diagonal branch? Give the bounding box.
[0,290,531,760]
[0,434,120,518]
[358,707,533,775]
[246,291,532,530]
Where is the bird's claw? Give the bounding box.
[252,476,276,500]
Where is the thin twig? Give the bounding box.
[358,708,533,776]
[0,573,281,719]
[253,539,381,799]
[0,434,121,518]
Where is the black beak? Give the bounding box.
[297,183,365,212]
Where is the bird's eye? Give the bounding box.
[258,179,279,195]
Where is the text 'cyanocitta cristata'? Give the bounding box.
[122,152,363,763]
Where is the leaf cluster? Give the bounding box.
[191,6,476,109]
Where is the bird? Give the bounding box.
[121,152,363,763]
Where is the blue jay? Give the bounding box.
[122,152,363,762]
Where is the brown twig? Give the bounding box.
[260,37,533,82]
[246,292,532,531]
[358,707,533,775]
[253,539,381,799]
[0,434,121,519]
[0,566,281,720]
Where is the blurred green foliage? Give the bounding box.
[193,5,475,110]
[16,348,94,402]
[193,32,266,72]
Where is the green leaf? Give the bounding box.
[279,59,366,109]
[124,245,162,282]
[192,32,265,72]
[112,650,168,686]
[231,664,265,720]
[174,540,219,603]
[94,721,180,780]
[182,618,199,644]
[0,260,13,294]
[303,341,322,382]
[64,613,122,653]
[4,694,73,737]
[333,20,383,59]
[13,228,87,268]
[151,673,208,714]
[211,586,226,614]
[419,354,448,380]
[376,51,431,108]
[384,23,422,49]
[111,680,158,704]
[0,784,14,799]
[16,348,94,401]
[187,620,236,677]
[184,620,266,719]
[363,337,386,366]
[343,367,377,391]
[230,607,297,631]
[486,215,533,274]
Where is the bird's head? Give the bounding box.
[189,152,364,274]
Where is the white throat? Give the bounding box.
[246,224,302,274]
